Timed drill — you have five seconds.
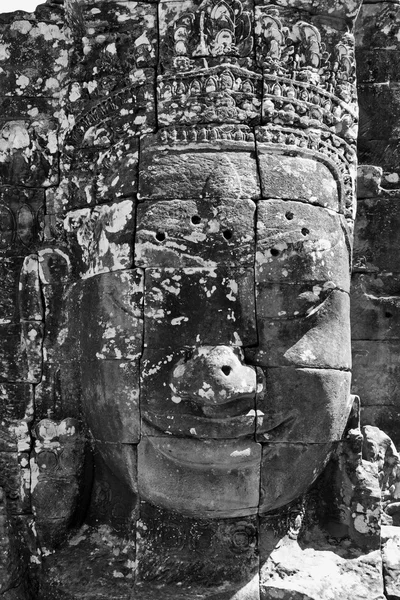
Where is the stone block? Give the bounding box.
[34,360,81,422]
[352,340,400,408]
[0,452,25,515]
[357,164,383,199]
[87,443,138,530]
[259,442,334,513]
[354,196,400,273]
[256,199,351,290]
[0,96,59,121]
[357,138,400,190]
[138,129,260,200]
[357,49,400,84]
[18,255,43,322]
[355,3,400,52]
[259,521,385,600]
[89,440,138,505]
[137,435,261,518]
[256,150,340,211]
[0,119,59,187]
[64,199,135,278]
[0,383,32,424]
[31,418,87,547]
[135,198,256,268]
[0,256,25,323]
[68,0,157,84]
[140,346,257,439]
[78,270,144,361]
[351,273,400,340]
[361,406,400,449]
[0,322,42,383]
[81,359,141,444]
[0,188,44,256]
[381,525,400,600]
[143,267,257,349]
[136,502,259,598]
[358,83,400,142]
[255,367,352,444]
[0,19,69,97]
[40,524,136,599]
[248,289,351,369]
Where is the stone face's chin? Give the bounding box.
[137,433,262,518]
[132,428,336,517]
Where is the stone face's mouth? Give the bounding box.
[142,405,257,439]
[143,434,262,469]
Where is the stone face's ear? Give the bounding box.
[30,418,88,550]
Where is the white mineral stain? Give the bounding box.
[11,20,32,34]
[171,396,182,404]
[173,364,186,378]
[171,316,188,325]
[45,77,59,91]
[233,332,242,345]
[0,44,10,61]
[190,428,197,435]
[230,448,251,457]
[106,42,117,54]
[206,286,217,297]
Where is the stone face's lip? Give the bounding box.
[142,410,256,439]
[143,433,261,468]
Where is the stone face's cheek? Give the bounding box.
[135,198,256,268]
[78,270,144,445]
[248,288,351,369]
[256,368,352,444]
[252,198,352,370]
[259,442,334,513]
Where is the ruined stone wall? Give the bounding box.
[352,1,400,447]
[0,1,400,599]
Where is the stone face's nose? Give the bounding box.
[170,346,257,406]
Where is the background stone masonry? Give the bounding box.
[0,0,400,598]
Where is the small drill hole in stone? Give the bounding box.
[271,248,279,257]
[223,229,233,240]
[191,215,201,225]
[301,228,309,236]
[285,211,294,220]
[221,365,231,376]
[155,231,166,242]
[385,311,393,318]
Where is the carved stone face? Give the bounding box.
[73,128,353,518]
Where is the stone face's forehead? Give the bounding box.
[139,128,260,201]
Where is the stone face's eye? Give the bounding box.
[155,231,166,241]
[221,365,231,376]
[191,215,201,224]
[223,229,233,240]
